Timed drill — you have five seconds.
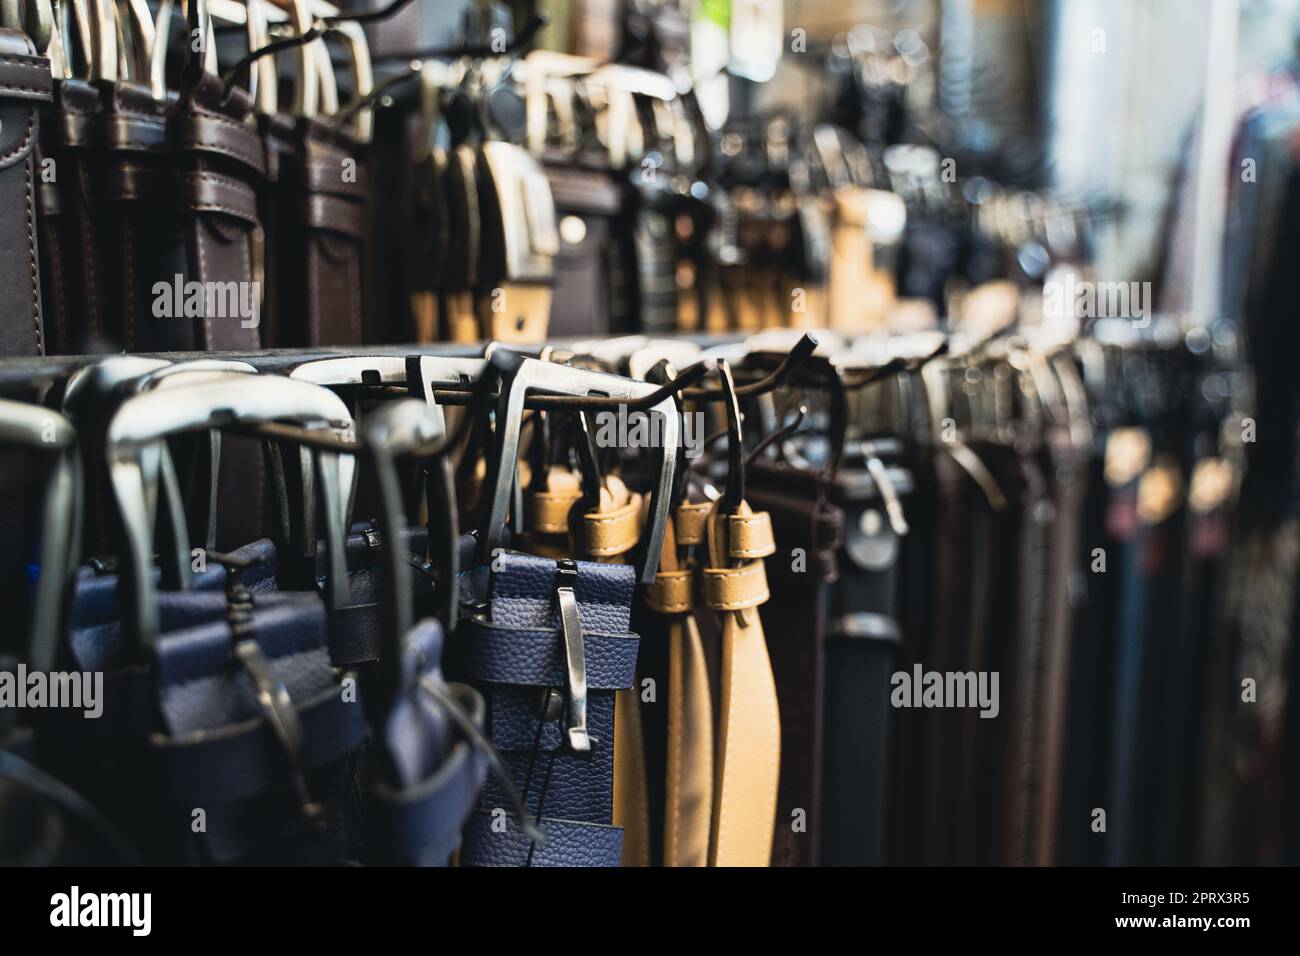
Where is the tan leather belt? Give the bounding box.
[594,479,650,868]
[705,500,781,866]
[644,501,715,866]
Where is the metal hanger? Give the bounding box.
[105,376,353,653]
[357,398,451,689]
[0,400,81,674]
[476,351,683,583]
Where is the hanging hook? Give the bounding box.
[220,25,325,103]
[716,361,746,515]
[326,13,550,124]
[681,333,819,401]
[745,402,808,469]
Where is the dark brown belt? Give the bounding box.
[274,119,369,346]
[0,32,52,357]
[746,461,844,866]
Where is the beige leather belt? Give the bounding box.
[704,500,781,866]
[643,501,715,866]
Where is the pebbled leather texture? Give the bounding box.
[0,32,52,357]
[460,811,623,866]
[53,563,365,865]
[146,591,365,864]
[368,620,489,866]
[451,549,639,866]
[67,538,280,669]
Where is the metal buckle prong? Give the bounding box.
[554,559,591,756]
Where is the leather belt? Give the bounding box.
[822,453,909,865]
[640,500,715,866]
[275,120,369,346]
[96,81,176,352]
[0,33,52,357]
[704,500,780,865]
[164,71,264,351]
[37,77,103,354]
[746,462,845,866]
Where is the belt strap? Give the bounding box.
[455,551,638,867]
[165,72,263,351]
[746,465,846,865]
[38,78,104,354]
[706,500,780,865]
[369,734,488,867]
[583,481,650,869]
[479,282,552,344]
[525,466,581,557]
[655,512,714,867]
[0,34,52,357]
[583,490,643,558]
[644,567,692,613]
[282,121,368,345]
[96,82,174,353]
[461,811,623,866]
[674,501,710,545]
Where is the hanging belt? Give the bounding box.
[745,463,845,866]
[702,500,780,866]
[642,500,715,866]
[0,32,52,357]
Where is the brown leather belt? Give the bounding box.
[745,462,845,866]
[703,501,781,866]
[277,119,369,346]
[96,81,176,351]
[0,32,52,357]
[37,77,102,354]
[165,72,265,351]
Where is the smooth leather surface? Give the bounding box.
[545,163,620,337]
[591,483,650,868]
[0,32,51,357]
[96,81,177,352]
[820,459,908,865]
[705,501,780,866]
[276,119,369,346]
[747,463,845,866]
[37,78,104,354]
[654,508,715,867]
[165,72,264,351]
